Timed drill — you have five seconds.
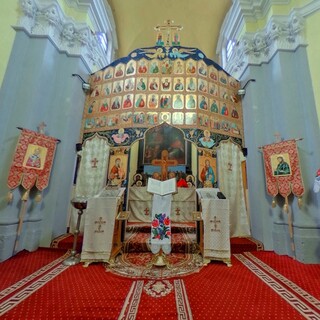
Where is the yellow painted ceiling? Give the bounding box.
[107,0,232,62]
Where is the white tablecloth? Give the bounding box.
[128,186,196,222]
[81,195,121,263]
[201,198,231,261]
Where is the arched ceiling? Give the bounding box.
[107,0,232,63]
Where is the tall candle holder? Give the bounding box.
[63,198,87,266]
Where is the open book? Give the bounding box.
[147,177,177,196]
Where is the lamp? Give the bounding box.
[72,73,91,93]
[62,197,87,266]
[237,79,256,97]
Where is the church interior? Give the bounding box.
[0,0,320,318]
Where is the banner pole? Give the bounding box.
[13,190,29,255]
[287,205,296,258]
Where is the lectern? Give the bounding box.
[196,188,231,266]
[81,187,127,266]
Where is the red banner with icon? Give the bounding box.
[262,139,304,198]
[7,129,58,191]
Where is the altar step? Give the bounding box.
[50,226,263,254]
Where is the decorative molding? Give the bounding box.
[217,0,291,51]
[237,0,291,21]
[15,0,113,73]
[64,0,118,60]
[218,0,320,79]
[226,12,306,79]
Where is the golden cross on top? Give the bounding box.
[274,132,282,143]
[37,121,47,135]
[154,19,183,46]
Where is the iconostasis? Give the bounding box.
[80,45,244,186]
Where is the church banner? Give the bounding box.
[262,139,304,204]
[7,129,59,194]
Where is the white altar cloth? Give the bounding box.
[128,186,196,222]
[81,188,124,264]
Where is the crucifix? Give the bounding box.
[210,216,221,232]
[151,150,178,181]
[91,158,99,168]
[154,19,183,46]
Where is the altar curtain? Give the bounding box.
[7,128,58,193]
[70,134,110,232]
[217,140,251,237]
[262,139,304,198]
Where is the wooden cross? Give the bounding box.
[175,207,181,216]
[94,216,106,233]
[151,150,178,181]
[144,207,150,216]
[154,20,183,46]
[210,216,221,232]
[91,158,99,168]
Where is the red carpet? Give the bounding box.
[0,248,69,291]
[242,251,320,301]
[50,233,83,251]
[0,257,133,319]
[1,249,319,319]
[183,253,320,319]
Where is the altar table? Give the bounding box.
[128,186,196,222]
